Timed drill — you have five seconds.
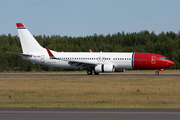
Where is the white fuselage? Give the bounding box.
[22,49,134,70]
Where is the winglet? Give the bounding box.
[46,47,55,58]
[89,49,92,53]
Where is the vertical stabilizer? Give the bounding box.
[16,23,44,54]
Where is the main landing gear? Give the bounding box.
[94,71,99,75]
[87,70,92,75]
[87,70,99,75]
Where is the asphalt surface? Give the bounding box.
[0,73,180,77]
[0,109,180,120]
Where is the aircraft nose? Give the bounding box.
[167,60,175,67]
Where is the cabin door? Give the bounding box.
[41,55,45,63]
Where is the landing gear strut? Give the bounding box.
[87,70,92,75]
[155,71,159,75]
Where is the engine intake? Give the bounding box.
[95,64,115,73]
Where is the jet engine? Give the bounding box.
[95,64,115,73]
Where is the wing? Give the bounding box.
[46,48,98,70]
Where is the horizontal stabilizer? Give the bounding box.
[6,51,32,57]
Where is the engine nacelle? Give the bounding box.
[95,64,115,73]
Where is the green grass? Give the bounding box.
[0,76,180,109]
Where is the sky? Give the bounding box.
[1,0,180,37]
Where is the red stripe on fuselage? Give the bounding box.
[133,53,173,70]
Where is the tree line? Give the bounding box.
[0,30,180,72]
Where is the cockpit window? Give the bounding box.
[160,58,168,60]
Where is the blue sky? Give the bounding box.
[1,0,180,37]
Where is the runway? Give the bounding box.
[0,73,180,77]
[1,109,180,120]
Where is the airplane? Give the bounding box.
[7,23,175,75]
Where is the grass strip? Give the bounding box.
[0,76,180,109]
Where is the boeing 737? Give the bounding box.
[7,23,175,75]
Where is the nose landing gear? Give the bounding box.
[155,69,165,75]
[155,71,159,75]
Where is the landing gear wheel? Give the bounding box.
[155,71,159,75]
[94,71,99,75]
[87,70,92,75]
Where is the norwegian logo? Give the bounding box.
[151,56,156,64]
